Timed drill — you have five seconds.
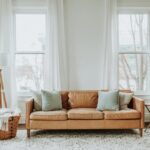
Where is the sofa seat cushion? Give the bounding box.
[104,109,141,120]
[68,91,98,108]
[68,108,104,120]
[30,109,67,121]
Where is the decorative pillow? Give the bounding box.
[97,90,119,111]
[41,90,62,111]
[119,92,133,110]
[30,90,42,111]
[68,91,98,108]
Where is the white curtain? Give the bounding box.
[0,0,16,108]
[100,0,118,90]
[47,0,68,91]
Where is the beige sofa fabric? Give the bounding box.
[30,109,67,121]
[68,91,98,108]
[104,109,141,120]
[68,108,104,120]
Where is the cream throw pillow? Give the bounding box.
[119,92,133,110]
[30,90,42,111]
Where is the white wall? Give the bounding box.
[64,0,105,90]
[118,0,150,8]
[12,0,47,8]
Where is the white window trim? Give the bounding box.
[118,10,150,96]
[118,7,150,14]
[118,51,150,54]
[12,8,50,96]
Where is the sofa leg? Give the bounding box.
[27,129,30,138]
[139,128,143,137]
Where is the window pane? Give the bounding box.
[119,54,150,91]
[15,54,44,92]
[119,14,148,52]
[16,14,46,51]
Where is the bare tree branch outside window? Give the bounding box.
[119,14,150,91]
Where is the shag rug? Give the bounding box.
[1,130,150,150]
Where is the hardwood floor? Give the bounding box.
[18,124,26,130]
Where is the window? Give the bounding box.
[118,13,150,92]
[14,13,46,93]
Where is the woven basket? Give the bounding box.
[0,115,20,140]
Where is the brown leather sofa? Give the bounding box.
[26,90,144,137]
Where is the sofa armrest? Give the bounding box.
[132,96,144,128]
[26,98,34,129]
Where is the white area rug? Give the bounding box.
[1,130,150,150]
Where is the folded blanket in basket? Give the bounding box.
[0,108,14,131]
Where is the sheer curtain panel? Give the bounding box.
[0,0,16,108]
[47,0,69,91]
[100,0,118,90]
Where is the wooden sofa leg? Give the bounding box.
[139,128,143,137]
[27,129,30,138]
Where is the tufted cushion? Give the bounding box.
[68,108,104,120]
[68,91,98,108]
[30,109,67,121]
[104,109,141,120]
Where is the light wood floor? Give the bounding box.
[18,124,26,130]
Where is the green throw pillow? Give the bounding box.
[97,90,119,111]
[119,92,133,110]
[41,90,62,111]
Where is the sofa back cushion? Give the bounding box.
[60,91,69,109]
[68,91,98,108]
[59,90,132,109]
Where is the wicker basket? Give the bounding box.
[0,115,20,140]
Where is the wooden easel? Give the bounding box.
[0,68,7,108]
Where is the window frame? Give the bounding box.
[13,8,49,96]
[118,8,150,95]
